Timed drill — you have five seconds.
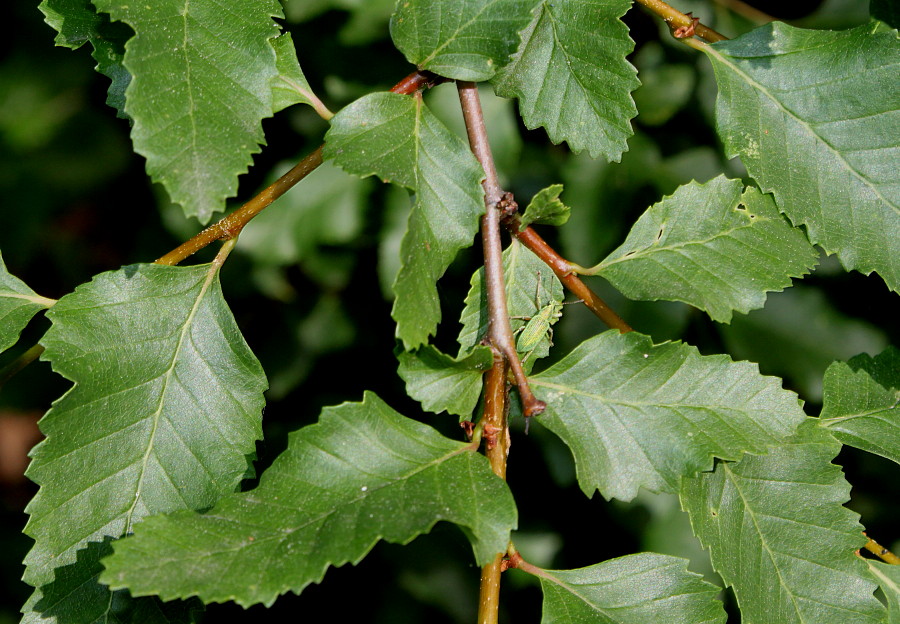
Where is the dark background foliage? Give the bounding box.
[1,1,895,621]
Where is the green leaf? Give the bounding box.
[0,251,53,352]
[680,422,885,624]
[324,92,485,348]
[91,0,284,223]
[531,330,807,501]
[529,553,725,623]
[458,237,564,368]
[38,0,133,117]
[819,347,900,465]
[389,0,536,81]
[590,176,818,323]
[271,33,332,118]
[704,23,900,292]
[493,0,639,160]
[519,184,571,229]
[867,560,900,624]
[22,262,266,619]
[100,392,517,607]
[397,345,493,418]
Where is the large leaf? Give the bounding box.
[819,347,900,465]
[100,392,517,607]
[389,0,536,81]
[90,0,283,223]
[528,553,725,623]
[590,176,818,322]
[38,0,133,117]
[867,560,900,624]
[704,22,900,292]
[493,0,639,160]
[0,251,54,352]
[680,422,885,624]
[397,345,493,418]
[22,262,266,620]
[531,330,806,501]
[324,92,485,348]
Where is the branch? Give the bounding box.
[863,534,900,565]
[502,216,632,333]
[155,70,444,266]
[457,81,546,420]
[634,0,728,42]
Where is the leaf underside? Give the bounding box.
[532,330,807,501]
[681,422,885,624]
[705,22,900,292]
[100,392,517,607]
[23,263,266,621]
[594,175,818,322]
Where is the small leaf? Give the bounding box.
[390,0,536,81]
[493,0,639,160]
[704,23,900,292]
[529,553,725,623]
[519,184,571,229]
[532,330,806,501]
[681,422,885,624]
[0,251,53,352]
[325,92,485,348]
[397,345,493,418]
[819,347,900,465]
[22,263,266,619]
[38,0,133,117]
[591,176,818,322]
[91,0,284,222]
[100,392,517,607]
[867,560,900,624]
[458,238,563,368]
[271,32,332,119]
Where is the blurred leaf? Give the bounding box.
[390,0,535,81]
[23,262,266,620]
[519,184,570,229]
[819,347,900,465]
[632,42,695,127]
[718,285,888,402]
[867,560,900,624]
[592,176,818,322]
[532,330,807,501]
[493,0,639,160]
[236,160,371,266]
[100,392,517,606]
[271,33,331,118]
[529,553,725,623]
[325,92,485,349]
[705,23,900,292]
[91,0,284,222]
[0,251,53,353]
[397,345,493,418]
[38,0,133,117]
[681,422,885,624]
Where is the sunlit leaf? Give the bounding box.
[819,347,900,465]
[325,92,485,348]
[390,0,536,81]
[0,251,53,352]
[493,0,639,160]
[705,22,900,291]
[681,422,885,624]
[591,176,818,322]
[100,392,517,607]
[22,262,266,621]
[397,345,493,418]
[532,330,806,501]
[91,0,284,222]
[529,553,725,623]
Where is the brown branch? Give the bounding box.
[634,0,728,42]
[155,70,443,266]
[503,217,633,333]
[457,81,546,419]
